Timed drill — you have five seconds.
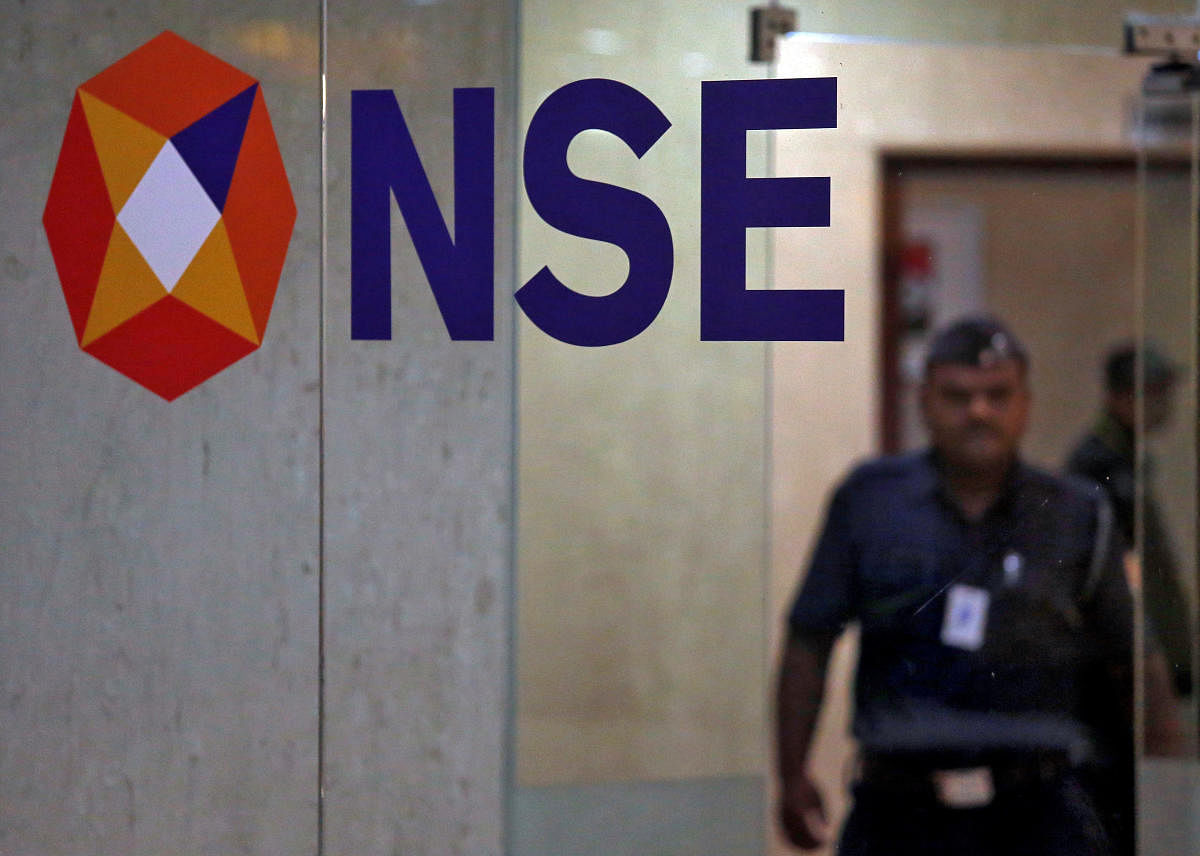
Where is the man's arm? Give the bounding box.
[776,631,836,850]
[1124,553,1189,756]
[1144,646,1188,756]
[777,474,859,849]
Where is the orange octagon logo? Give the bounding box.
[43,31,296,401]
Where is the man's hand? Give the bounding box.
[779,773,830,850]
[776,634,835,849]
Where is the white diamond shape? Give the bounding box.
[117,141,220,292]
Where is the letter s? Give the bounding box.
[517,79,673,347]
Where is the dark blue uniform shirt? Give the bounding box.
[789,451,1133,759]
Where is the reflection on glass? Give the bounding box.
[1134,84,1200,855]
[1136,87,1199,760]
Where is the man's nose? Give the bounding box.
[967,393,993,420]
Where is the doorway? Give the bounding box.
[880,156,1138,466]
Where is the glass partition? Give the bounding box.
[770,35,1164,856]
[511,4,772,854]
[1136,84,1200,852]
[512,8,1200,856]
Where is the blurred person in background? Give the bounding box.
[1066,342,1193,701]
[1064,342,1194,852]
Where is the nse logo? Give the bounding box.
[43,31,295,401]
[45,34,841,398]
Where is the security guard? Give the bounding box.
[776,318,1133,856]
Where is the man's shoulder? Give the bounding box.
[1066,430,1125,479]
[838,451,931,495]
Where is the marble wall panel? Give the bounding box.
[1,2,321,854]
[322,1,517,854]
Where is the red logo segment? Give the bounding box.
[43,31,296,401]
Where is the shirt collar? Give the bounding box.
[921,448,1028,521]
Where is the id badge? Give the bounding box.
[941,584,989,651]
[934,767,995,808]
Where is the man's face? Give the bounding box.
[1144,381,1175,433]
[920,359,1030,474]
[1107,381,1175,434]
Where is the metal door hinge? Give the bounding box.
[750,5,797,63]
[1125,12,1200,56]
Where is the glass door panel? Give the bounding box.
[1136,84,1200,854]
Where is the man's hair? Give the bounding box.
[1104,342,1176,394]
[924,316,1028,377]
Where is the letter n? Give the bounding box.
[351,89,494,340]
